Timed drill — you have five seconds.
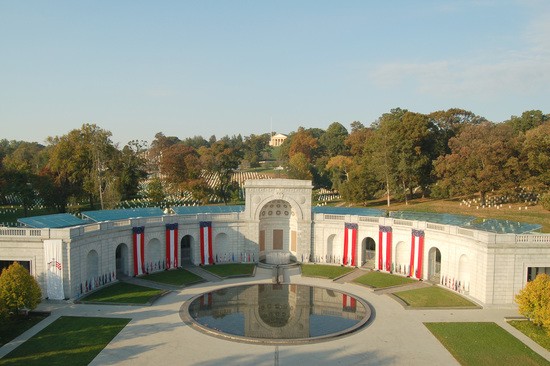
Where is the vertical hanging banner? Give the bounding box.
[409,229,425,279]
[165,223,178,269]
[378,226,393,272]
[342,294,356,313]
[132,226,145,276]
[44,239,64,300]
[199,221,213,265]
[343,223,358,266]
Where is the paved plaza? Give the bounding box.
[2,268,550,365]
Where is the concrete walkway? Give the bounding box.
[372,280,432,295]
[182,264,222,282]
[1,268,549,365]
[334,268,369,284]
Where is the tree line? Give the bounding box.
[0,108,549,215]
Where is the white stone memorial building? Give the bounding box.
[1,179,549,307]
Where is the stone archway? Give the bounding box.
[361,237,376,268]
[115,243,129,276]
[244,179,313,260]
[428,247,442,282]
[258,200,296,256]
[180,235,193,265]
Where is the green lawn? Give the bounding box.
[394,286,477,307]
[0,316,130,366]
[509,320,550,351]
[79,282,164,304]
[201,263,255,277]
[425,322,549,366]
[353,271,417,288]
[0,314,48,347]
[142,269,203,286]
[300,264,355,279]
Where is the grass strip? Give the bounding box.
[353,271,416,288]
[80,282,163,304]
[0,314,48,347]
[509,320,550,351]
[0,316,131,366]
[201,263,255,277]
[143,269,203,286]
[394,286,476,307]
[301,264,355,279]
[425,322,549,366]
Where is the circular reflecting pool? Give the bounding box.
[181,284,371,344]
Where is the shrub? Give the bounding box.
[0,262,42,316]
[516,273,550,333]
[541,193,550,211]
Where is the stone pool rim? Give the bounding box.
[179,282,373,345]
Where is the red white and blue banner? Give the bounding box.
[378,226,392,272]
[343,223,358,266]
[44,239,64,300]
[342,294,356,313]
[409,229,425,279]
[132,226,145,276]
[165,223,178,269]
[200,221,213,265]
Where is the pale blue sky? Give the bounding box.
[1,0,549,145]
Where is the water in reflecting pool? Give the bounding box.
[187,284,370,342]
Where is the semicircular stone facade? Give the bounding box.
[1,178,549,307]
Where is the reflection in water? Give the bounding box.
[188,284,368,340]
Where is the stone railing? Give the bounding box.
[359,216,380,223]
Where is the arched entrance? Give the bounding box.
[180,235,193,265]
[115,243,129,276]
[259,200,296,256]
[394,241,410,275]
[428,247,441,282]
[361,237,376,268]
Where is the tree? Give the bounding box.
[159,143,201,193]
[200,140,242,204]
[117,140,148,200]
[288,128,319,162]
[243,133,270,168]
[367,108,407,206]
[434,122,521,205]
[428,108,486,151]
[319,122,349,158]
[145,177,166,206]
[325,155,353,190]
[47,124,120,210]
[516,273,550,334]
[506,110,549,134]
[287,152,313,180]
[522,121,550,189]
[0,262,41,317]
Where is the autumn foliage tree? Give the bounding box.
[434,122,521,205]
[516,274,550,333]
[0,262,42,318]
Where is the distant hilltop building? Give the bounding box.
[269,133,287,147]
